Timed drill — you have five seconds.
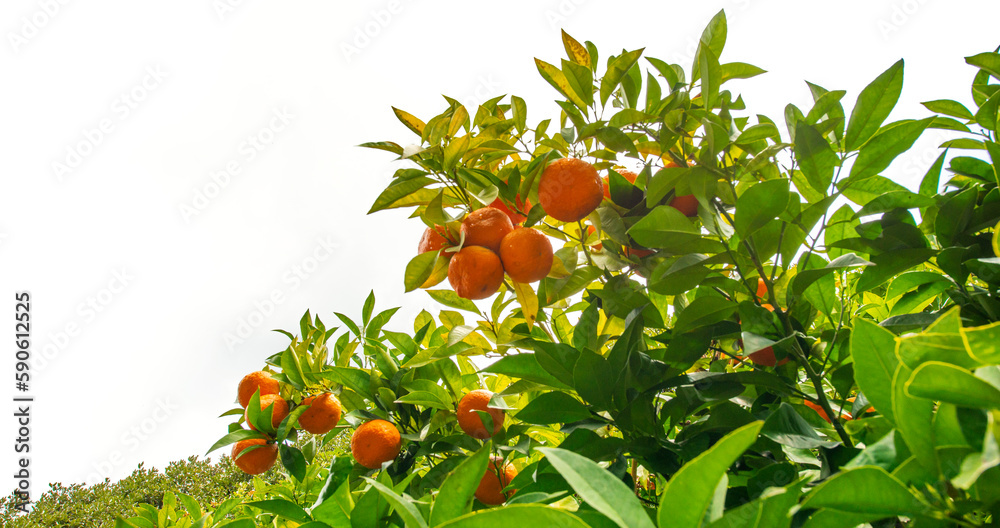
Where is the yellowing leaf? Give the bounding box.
[562,30,591,67]
[512,280,539,329]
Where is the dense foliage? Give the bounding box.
[16,9,1000,528]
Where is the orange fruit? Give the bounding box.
[476,456,517,505]
[756,277,768,299]
[351,419,402,469]
[448,246,504,300]
[538,158,603,222]
[746,346,790,367]
[418,226,451,254]
[602,169,639,199]
[238,371,280,409]
[232,438,278,475]
[499,228,553,283]
[624,246,655,259]
[461,207,514,254]
[490,196,531,225]
[669,194,699,217]
[245,393,290,431]
[457,389,505,439]
[297,393,343,435]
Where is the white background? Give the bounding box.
[2,0,997,496]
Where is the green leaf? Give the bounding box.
[918,151,946,196]
[794,123,836,194]
[628,205,723,254]
[538,447,656,528]
[696,10,728,75]
[839,174,908,206]
[673,296,737,335]
[761,403,838,448]
[176,492,202,520]
[596,127,638,156]
[392,107,426,136]
[966,52,1000,82]
[720,62,766,83]
[245,500,311,524]
[429,445,490,526]
[435,504,590,528]
[600,49,644,107]
[962,321,1000,365]
[852,319,899,424]
[697,44,722,109]
[854,190,935,218]
[855,248,935,293]
[535,58,588,110]
[657,422,764,528]
[279,444,307,482]
[516,391,592,424]
[844,60,904,151]
[905,362,1000,408]
[368,176,434,214]
[706,486,801,528]
[361,478,428,528]
[736,123,779,145]
[791,253,871,297]
[800,466,927,516]
[206,429,265,455]
[921,99,974,120]
[734,179,789,238]
[426,290,479,314]
[484,354,573,390]
[847,118,932,182]
[403,251,439,293]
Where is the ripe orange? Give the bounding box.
[490,196,531,225]
[669,194,699,217]
[499,228,553,283]
[624,245,655,259]
[476,456,517,505]
[448,246,504,300]
[746,346,790,367]
[457,389,505,439]
[538,158,603,222]
[238,371,280,409]
[418,225,451,254]
[232,438,278,475]
[602,169,639,199]
[756,277,768,299]
[461,207,514,254]
[245,393,290,431]
[351,419,402,469]
[585,224,601,251]
[297,393,343,435]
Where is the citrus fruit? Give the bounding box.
[669,194,699,217]
[756,277,768,299]
[238,371,280,409]
[746,346,789,367]
[624,245,655,259]
[499,228,553,283]
[231,438,278,475]
[448,246,504,300]
[602,169,639,199]
[585,224,602,251]
[457,389,505,439]
[476,456,517,505]
[297,393,343,435]
[245,393,289,431]
[461,207,514,254]
[538,158,603,222]
[490,196,531,225]
[351,419,402,469]
[418,226,451,254]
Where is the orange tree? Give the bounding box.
[186,11,1000,528]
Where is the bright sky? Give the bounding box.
[2,0,998,498]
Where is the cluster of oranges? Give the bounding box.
[230,371,343,475]
[232,372,518,506]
